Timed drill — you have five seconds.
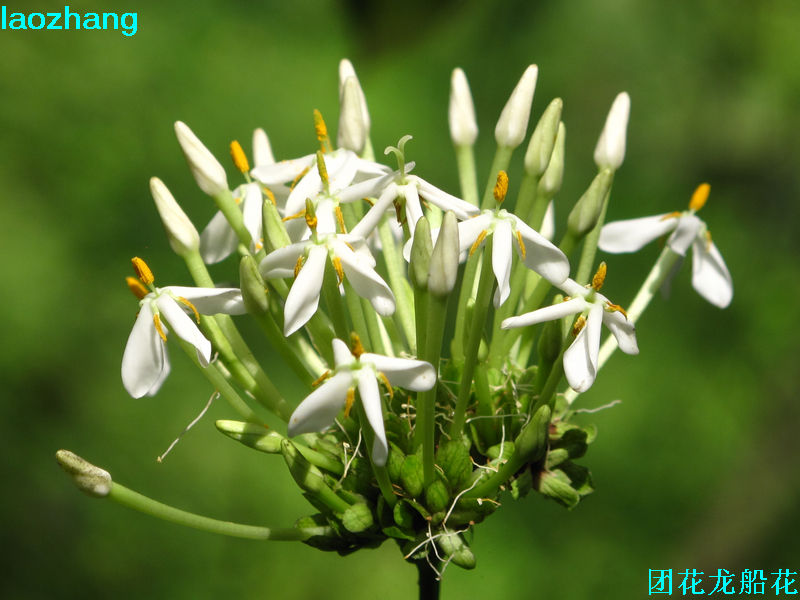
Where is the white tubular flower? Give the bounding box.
[149,177,200,256]
[199,182,265,264]
[289,338,436,466]
[260,232,395,336]
[252,128,275,167]
[495,65,538,148]
[121,258,246,398]
[593,92,630,171]
[449,68,478,146]
[598,183,733,308]
[174,121,229,197]
[501,268,639,393]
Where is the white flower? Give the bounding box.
[501,272,638,393]
[597,184,732,308]
[289,338,436,466]
[149,177,200,256]
[260,232,395,336]
[199,182,266,264]
[122,272,246,398]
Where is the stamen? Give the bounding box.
[294,255,305,278]
[313,109,331,153]
[493,170,509,204]
[290,166,310,190]
[335,205,347,234]
[705,229,713,251]
[350,333,365,359]
[126,276,149,300]
[131,257,154,285]
[591,261,607,291]
[282,209,306,222]
[233,196,242,205]
[312,370,331,388]
[229,140,250,174]
[304,207,318,231]
[332,256,344,285]
[689,182,710,212]
[515,230,527,259]
[605,302,628,318]
[315,150,329,187]
[343,388,356,418]
[660,211,683,221]
[469,230,488,257]
[572,315,586,337]
[378,372,394,399]
[261,186,277,206]
[153,313,168,342]
[177,296,201,324]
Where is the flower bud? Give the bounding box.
[513,405,551,463]
[538,122,565,198]
[567,169,613,237]
[239,255,269,315]
[536,468,580,509]
[338,59,371,133]
[494,64,538,148]
[400,454,424,498]
[149,177,200,256]
[262,195,291,252]
[593,92,630,171]
[56,450,112,498]
[425,478,450,513]
[174,121,229,197]
[281,439,326,494]
[337,76,367,153]
[252,128,275,167]
[427,211,459,297]
[436,531,476,570]
[524,98,563,177]
[448,68,478,147]
[215,420,282,453]
[409,217,433,290]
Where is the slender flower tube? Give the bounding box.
[289,338,435,466]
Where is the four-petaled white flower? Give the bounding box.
[122,277,246,399]
[260,233,395,336]
[598,184,732,308]
[289,338,436,466]
[501,271,638,393]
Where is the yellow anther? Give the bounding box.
[344,241,356,253]
[290,166,310,190]
[572,315,587,337]
[689,182,711,212]
[363,197,375,207]
[515,229,527,259]
[313,109,331,153]
[229,140,250,174]
[660,211,683,221]
[153,313,168,342]
[304,209,318,231]
[312,370,331,388]
[332,256,344,285]
[126,276,149,300]
[177,296,201,324]
[378,372,394,399]
[255,240,264,251]
[261,186,277,206]
[343,388,356,418]
[605,302,628,318]
[316,151,329,187]
[282,209,307,222]
[335,205,347,234]
[233,195,242,205]
[350,332,365,359]
[493,170,509,204]
[591,261,607,291]
[131,257,154,286]
[469,230,488,257]
[294,255,305,278]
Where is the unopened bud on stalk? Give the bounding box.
[567,169,613,237]
[281,439,326,494]
[149,177,200,256]
[252,128,275,167]
[338,77,368,153]
[514,405,551,463]
[593,92,630,171]
[174,121,229,197]
[436,531,476,570]
[338,59,371,134]
[524,98,563,177]
[538,122,565,198]
[409,217,433,290]
[262,196,291,251]
[449,68,478,147]
[495,65,538,148]
[239,255,269,315]
[427,211,459,297]
[215,420,283,453]
[55,450,112,498]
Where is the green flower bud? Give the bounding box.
[262,196,291,251]
[427,211,459,297]
[409,216,432,290]
[436,531,476,570]
[538,122,565,199]
[436,441,472,492]
[342,502,374,533]
[281,439,326,494]
[524,98,563,177]
[536,468,580,509]
[566,169,613,237]
[401,454,425,498]
[239,255,269,315]
[514,405,551,464]
[55,450,112,498]
[424,479,450,513]
[537,312,563,363]
[215,420,282,453]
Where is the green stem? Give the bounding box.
[480,145,514,210]
[573,179,613,285]
[322,260,350,341]
[454,144,479,207]
[415,559,441,600]
[378,216,415,351]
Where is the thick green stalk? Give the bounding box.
[378,216,415,350]
[454,144,479,207]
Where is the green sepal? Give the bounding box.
[511,468,533,500]
[436,531,476,570]
[536,469,580,509]
[342,503,375,533]
[393,499,416,530]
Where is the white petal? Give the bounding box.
[251,154,315,185]
[449,67,478,146]
[336,243,396,316]
[563,302,603,393]
[337,172,394,205]
[691,238,733,308]
[163,286,247,316]
[500,296,586,329]
[413,176,479,219]
[241,182,264,248]
[593,92,630,171]
[495,65,538,148]
[599,214,678,253]
[288,372,352,436]
[557,278,588,298]
[260,241,308,277]
[157,295,212,366]
[350,182,398,239]
[514,217,570,285]
[666,213,704,257]
[401,183,424,237]
[174,121,229,197]
[121,303,169,398]
[357,370,388,466]
[457,213,493,254]
[200,210,239,264]
[283,245,327,336]
[360,355,436,391]
[492,220,513,307]
[332,338,354,368]
[252,128,275,167]
[602,307,639,355]
[540,200,555,241]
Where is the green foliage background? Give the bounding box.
[2,0,798,597]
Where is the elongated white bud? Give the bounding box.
[593,92,630,171]
[428,211,460,297]
[495,65,538,148]
[338,59,371,133]
[338,77,367,153]
[524,97,562,177]
[150,177,200,256]
[449,68,478,146]
[174,121,229,197]
[56,450,112,497]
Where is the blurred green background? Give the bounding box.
[2,0,799,597]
